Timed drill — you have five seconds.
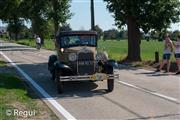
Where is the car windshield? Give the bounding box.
[60,35,96,48]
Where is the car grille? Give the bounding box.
[77,52,95,75]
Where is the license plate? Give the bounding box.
[78,61,94,65]
[90,73,108,81]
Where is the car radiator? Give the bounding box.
[77,52,95,75]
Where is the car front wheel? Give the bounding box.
[107,79,114,92]
[106,65,114,92]
[55,69,63,94]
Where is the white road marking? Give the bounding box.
[0,51,76,120]
[117,80,180,104]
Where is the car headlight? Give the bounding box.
[68,53,77,61]
[60,48,64,52]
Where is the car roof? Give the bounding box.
[57,31,97,36]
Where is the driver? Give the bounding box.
[64,37,70,46]
[80,36,89,45]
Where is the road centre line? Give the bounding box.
[117,80,180,104]
[0,51,76,120]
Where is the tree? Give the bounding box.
[7,19,24,40]
[0,0,72,40]
[50,0,72,34]
[0,0,24,40]
[104,0,180,61]
[94,25,103,39]
[20,0,56,42]
[119,30,128,39]
[103,29,120,40]
[171,30,180,40]
[59,23,72,32]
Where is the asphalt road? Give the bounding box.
[0,40,180,120]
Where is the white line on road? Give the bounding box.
[117,80,180,104]
[0,51,76,120]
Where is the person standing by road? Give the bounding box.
[156,35,173,73]
[173,35,180,75]
[35,35,41,50]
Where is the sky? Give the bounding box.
[68,0,179,31]
[67,0,117,30]
[0,0,179,31]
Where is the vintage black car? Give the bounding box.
[48,31,118,93]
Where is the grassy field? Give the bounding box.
[98,40,165,61]
[3,38,172,61]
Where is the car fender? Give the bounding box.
[107,59,119,69]
[97,60,113,73]
[48,55,57,72]
[54,61,73,75]
[104,62,114,74]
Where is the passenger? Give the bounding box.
[173,35,180,75]
[156,35,173,73]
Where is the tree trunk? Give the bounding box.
[52,0,59,35]
[14,17,18,41]
[54,19,59,34]
[31,19,38,35]
[126,16,141,61]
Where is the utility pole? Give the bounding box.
[90,0,95,30]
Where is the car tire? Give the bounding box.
[107,65,114,92]
[107,79,114,92]
[51,70,55,81]
[48,55,57,81]
[55,69,63,94]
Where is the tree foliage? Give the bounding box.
[0,0,24,40]
[103,29,120,40]
[59,23,72,32]
[7,19,24,40]
[104,0,180,61]
[0,0,22,20]
[94,25,103,39]
[104,0,179,33]
[0,0,72,40]
[21,0,50,39]
[50,0,72,34]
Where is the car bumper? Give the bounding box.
[59,73,119,82]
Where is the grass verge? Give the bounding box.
[0,72,58,120]
[0,73,58,120]
[0,73,36,120]
[0,61,6,67]
[16,39,55,50]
